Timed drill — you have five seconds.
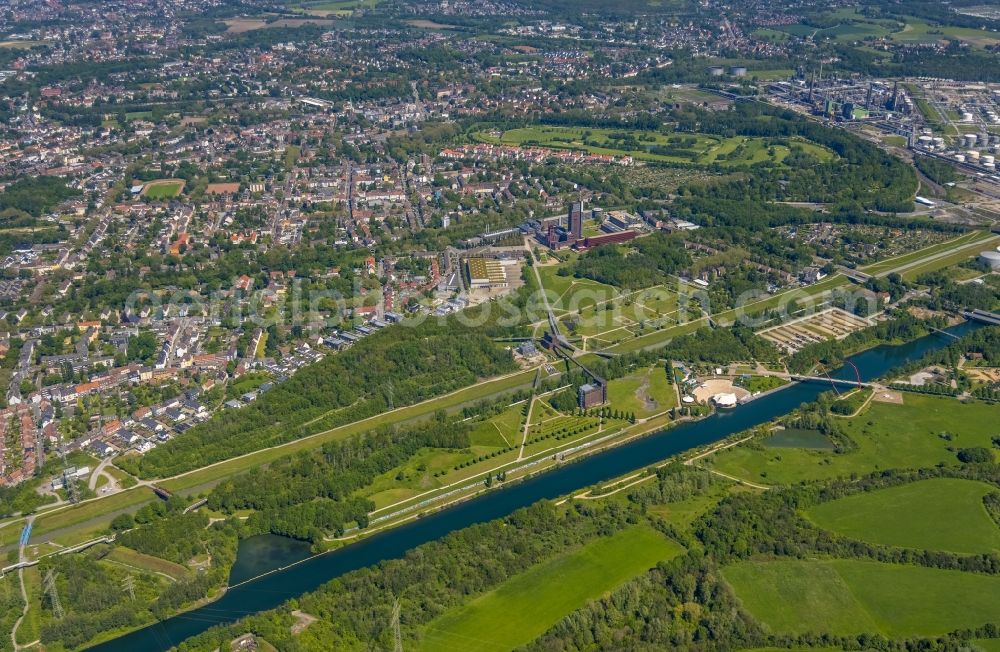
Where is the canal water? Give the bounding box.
[88,322,980,651]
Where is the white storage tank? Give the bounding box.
[964,134,978,148]
[955,154,966,162]
[983,154,995,165]
[962,111,975,122]
[968,150,981,160]
[980,250,1000,270]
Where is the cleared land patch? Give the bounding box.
[724,559,1000,638]
[805,478,1000,555]
[418,525,683,652]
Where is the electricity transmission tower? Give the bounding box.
[43,569,64,619]
[122,575,136,601]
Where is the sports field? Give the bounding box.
[417,525,683,652]
[723,559,1000,638]
[141,179,185,199]
[476,126,833,168]
[707,394,1000,485]
[806,478,1000,555]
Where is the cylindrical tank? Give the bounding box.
[982,154,995,165]
[955,154,966,162]
[967,150,981,160]
[979,250,1000,270]
[962,111,975,122]
[964,134,978,148]
[933,137,945,147]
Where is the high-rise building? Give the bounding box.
[568,201,584,241]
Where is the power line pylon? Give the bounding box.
[122,575,136,601]
[43,569,64,619]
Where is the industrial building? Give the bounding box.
[537,201,638,251]
[465,257,509,289]
[578,382,607,409]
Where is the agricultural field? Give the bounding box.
[706,394,999,486]
[417,525,683,652]
[723,559,1000,638]
[805,478,1000,555]
[475,126,833,168]
[141,179,185,200]
[606,364,677,419]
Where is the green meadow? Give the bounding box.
[806,478,1000,555]
[707,394,1000,485]
[724,559,1000,638]
[418,525,683,652]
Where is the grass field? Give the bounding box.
[476,126,833,168]
[606,365,677,418]
[859,230,994,275]
[724,559,1000,638]
[708,394,1000,486]
[106,546,190,580]
[418,525,683,652]
[607,318,709,354]
[805,478,1000,555]
[141,179,185,199]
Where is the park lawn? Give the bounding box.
[806,478,1000,555]
[106,546,190,580]
[724,558,1000,638]
[468,404,522,448]
[708,394,1000,486]
[606,365,677,419]
[417,525,683,652]
[608,318,709,354]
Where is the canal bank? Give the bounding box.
[87,322,982,652]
